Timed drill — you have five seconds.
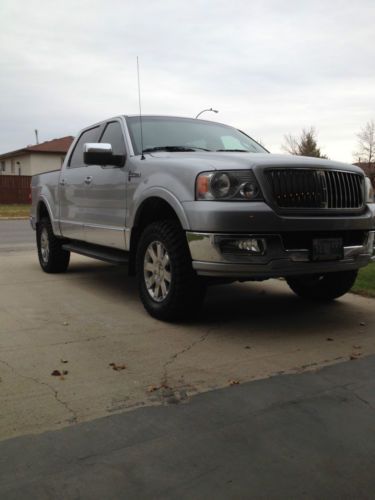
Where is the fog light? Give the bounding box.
[235,238,265,253]
[216,235,268,261]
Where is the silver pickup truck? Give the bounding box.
[31,115,375,320]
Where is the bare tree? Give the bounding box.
[354,120,375,164]
[282,127,327,158]
[281,133,299,155]
[354,121,375,187]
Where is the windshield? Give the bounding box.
[126,116,268,156]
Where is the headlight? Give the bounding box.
[365,177,374,203]
[196,170,263,201]
[211,172,231,198]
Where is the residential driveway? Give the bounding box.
[0,221,374,440]
[1,355,375,500]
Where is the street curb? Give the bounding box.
[0,217,29,220]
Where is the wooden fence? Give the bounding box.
[0,175,32,204]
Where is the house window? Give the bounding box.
[0,161,5,173]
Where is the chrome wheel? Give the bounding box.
[143,241,172,302]
[40,227,50,263]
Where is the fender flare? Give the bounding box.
[132,187,190,230]
[37,196,61,236]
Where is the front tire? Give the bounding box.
[286,270,358,301]
[37,217,70,273]
[136,220,206,321]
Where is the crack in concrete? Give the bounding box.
[290,355,345,374]
[348,390,375,410]
[319,373,375,411]
[260,378,375,419]
[0,358,78,424]
[162,327,212,386]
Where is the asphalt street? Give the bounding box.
[1,356,375,499]
[0,219,375,498]
[0,219,34,252]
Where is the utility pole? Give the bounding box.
[35,129,39,144]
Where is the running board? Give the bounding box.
[62,242,129,265]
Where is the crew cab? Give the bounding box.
[31,115,375,320]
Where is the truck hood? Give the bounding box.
[147,151,363,174]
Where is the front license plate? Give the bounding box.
[312,238,343,261]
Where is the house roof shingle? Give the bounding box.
[0,136,74,159]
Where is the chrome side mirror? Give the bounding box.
[83,143,125,167]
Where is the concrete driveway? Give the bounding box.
[1,221,374,440]
[2,355,375,500]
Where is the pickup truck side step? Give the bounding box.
[62,242,129,265]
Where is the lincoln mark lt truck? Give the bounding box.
[31,115,375,320]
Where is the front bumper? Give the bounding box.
[183,201,375,233]
[187,231,375,278]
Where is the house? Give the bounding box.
[0,136,74,176]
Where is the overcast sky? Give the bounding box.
[0,0,374,162]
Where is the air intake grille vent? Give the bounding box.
[266,169,363,209]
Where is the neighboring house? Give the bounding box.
[0,136,74,176]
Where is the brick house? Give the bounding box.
[0,136,74,176]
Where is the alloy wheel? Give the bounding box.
[143,241,172,302]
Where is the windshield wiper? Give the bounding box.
[216,149,250,152]
[143,146,210,153]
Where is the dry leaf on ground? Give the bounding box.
[229,379,240,386]
[109,362,127,371]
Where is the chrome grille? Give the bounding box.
[266,169,364,209]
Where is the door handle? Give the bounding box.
[84,176,93,184]
[59,179,66,186]
[128,170,141,181]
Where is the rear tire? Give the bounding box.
[286,270,358,301]
[37,217,70,273]
[136,220,206,321]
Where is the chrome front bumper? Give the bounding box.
[187,231,375,278]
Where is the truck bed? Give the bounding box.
[31,170,61,228]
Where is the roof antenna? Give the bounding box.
[137,56,145,160]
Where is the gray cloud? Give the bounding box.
[0,0,374,161]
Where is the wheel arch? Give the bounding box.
[36,197,61,236]
[37,199,50,222]
[128,196,189,276]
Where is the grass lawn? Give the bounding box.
[352,262,375,298]
[0,204,30,218]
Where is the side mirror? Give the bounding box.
[83,143,125,167]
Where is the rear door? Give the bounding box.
[59,126,102,241]
[83,120,127,249]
